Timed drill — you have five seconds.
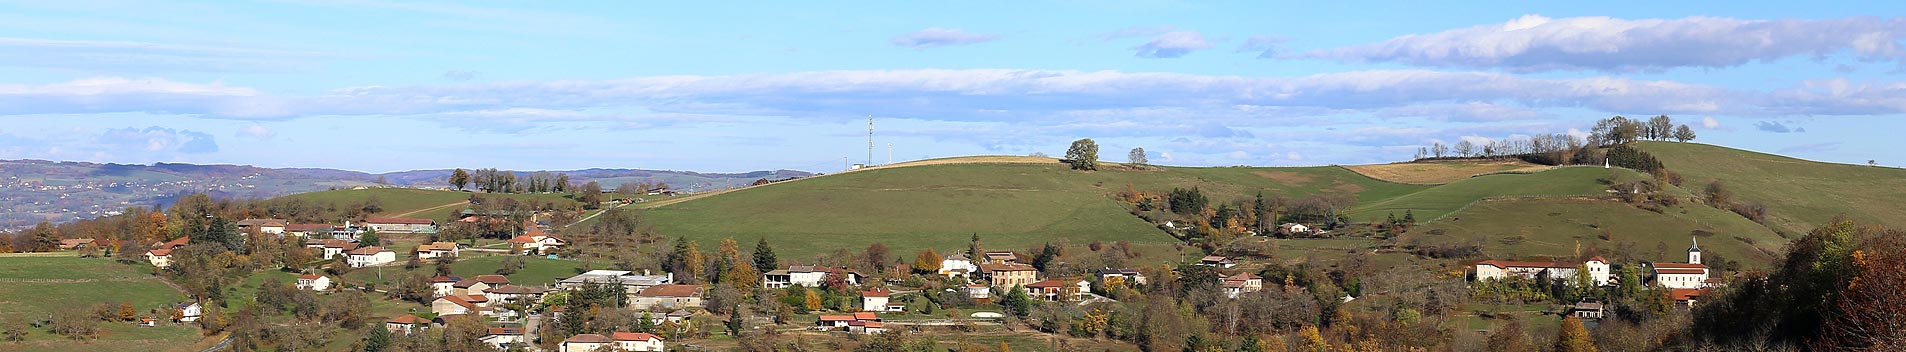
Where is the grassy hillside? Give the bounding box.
[1637,141,1906,235]
[1408,198,1786,265]
[640,159,1439,260]
[1347,167,1646,222]
[0,256,202,351]
[277,188,583,221]
[1343,160,1551,184]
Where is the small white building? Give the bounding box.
[1198,256,1237,268]
[1473,257,1612,286]
[414,242,459,260]
[479,327,528,350]
[346,246,397,268]
[939,253,978,278]
[1654,239,1711,289]
[236,219,288,235]
[364,217,438,234]
[763,266,860,288]
[609,332,666,351]
[174,302,203,322]
[295,274,332,291]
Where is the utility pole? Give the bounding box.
[888,143,893,165]
[867,115,875,167]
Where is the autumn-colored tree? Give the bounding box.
[1821,232,1906,350]
[117,302,136,321]
[913,249,943,274]
[1555,316,1597,352]
[804,288,823,312]
[683,241,706,283]
[1299,325,1329,352]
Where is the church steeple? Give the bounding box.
[1687,238,1703,265]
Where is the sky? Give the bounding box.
[2,1,1905,173]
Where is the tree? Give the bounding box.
[1647,115,1674,141]
[1128,147,1148,166]
[913,249,943,274]
[1031,243,1061,272]
[1672,124,1697,142]
[969,233,983,261]
[363,323,393,352]
[1000,285,1033,318]
[752,238,779,274]
[1555,316,1597,352]
[803,288,823,312]
[1299,325,1329,352]
[1454,140,1475,157]
[1065,138,1100,171]
[496,256,525,275]
[359,229,381,247]
[865,243,891,273]
[579,182,604,209]
[1704,181,1732,206]
[1431,142,1448,158]
[117,302,136,321]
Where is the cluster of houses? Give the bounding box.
[815,312,887,334]
[1472,238,1717,315]
[140,217,443,269]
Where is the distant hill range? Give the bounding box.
[0,159,810,229]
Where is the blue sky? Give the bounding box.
[2,1,1904,173]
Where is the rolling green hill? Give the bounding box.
[276,188,584,221]
[1636,141,1906,235]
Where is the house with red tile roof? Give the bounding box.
[631,284,704,310]
[561,334,613,352]
[1473,256,1612,286]
[384,314,427,334]
[145,236,190,268]
[431,294,492,316]
[1026,279,1091,301]
[608,332,665,351]
[346,246,396,267]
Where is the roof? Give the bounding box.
[636,284,704,297]
[386,315,427,324]
[154,236,190,249]
[564,333,612,343]
[610,332,661,341]
[58,238,96,247]
[454,275,510,288]
[365,217,434,225]
[147,248,173,256]
[1587,256,1609,263]
[1475,259,1579,269]
[1656,268,1708,275]
[429,275,461,283]
[415,242,458,252]
[852,312,879,321]
[347,246,389,256]
[1200,256,1230,262]
[286,223,333,232]
[1225,273,1262,281]
[1098,268,1140,275]
[1026,279,1075,288]
[818,315,855,322]
[438,295,491,310]
[978,263,1036,273]
[1572,302,1605,310]
[1654,263,1710,269]
[485,285,547,295]
[861,288,890,297]
[1670,288,1708,301]
[299,274,322,280]
[236,219,288,227]
[506,235,537,243]
[486,327,524,336]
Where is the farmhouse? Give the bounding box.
[861,287,904,312]
[939,253,978,277]
[1571,301,1606,319]
[1199,256,1237,268]
[146,237,189,268]
[385,314,427,334]
[763,265,862,288]
[1653,240,1711,289]
[454,275,511,296]
[431,295,493,316]
[57,238,96,250]
[1097,268,1147,287]
[364,217,438,234]
[285,223,334,237]
[982,251,1023,264]
[965,283,992,299]
[479,327,528,350]
[1025,279,1090,301]
[429,275,461,297]
[485,284,548,304]
[305,239,359,260]
[1670,288,1709,307]
[817,313,886,334]
[236,218,288,235]
[561,334,613,352]
[1278,223,1316,236]
[506,226,566,255]
[978,262,1039,290]
[607,332,666,351]
[1220,273,1264,298]
[414,241,460,260]
[174,301,203,322]
[1473,257,1612,286]
[630,284,704,310]
[346,246,397,268]
[295,274,331,291]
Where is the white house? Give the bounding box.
[1654,239,1711,289]
[1278,223,1314,236]
[939,253,978,278]
[964,283,992,299]
[236,218,288,235]
[295,274,332,291]
[1220,273,1264,299]
[146,237,190,268]
[1198,256,1237,268]
[763,266,860,288]
[562,334,613,352]
[861,287,903,312]
[507,227,566,255]
[1473,257,1612,286]
[414,242,459,260]
[609,332,666,351]
[630,284,704,310]
[557,270,674,300]
[1097,268,1147,287]
[429,275,461,297]
[174,302,203,322]
[346,246,397,268]
[479,327,528,350]
[431,295,493,316]
[305,239,359,260]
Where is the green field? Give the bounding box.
[1637,141,1906,235]
[1347,166,1644,222]
[1408,198,1786,265]
[278,188,585,221]
[0,257,202,351]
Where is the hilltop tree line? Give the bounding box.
[449,168,573,194]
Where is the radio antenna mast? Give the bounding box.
[867,115,875,167]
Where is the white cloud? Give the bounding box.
[237,125,274,140]
[1297,15,1906,72]
[1238,35,1287,58]
[1702,116,1721,129]
[891,28,1001,48]
[1132,31,1214,58]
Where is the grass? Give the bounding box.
[640,160,1427,261]
[1407,198,1786,266]
[1348,167,1643,222]
[1343,160,1552,185]
[278,188,583,221]
[0,257,203,351]
[1636,141,1906,235]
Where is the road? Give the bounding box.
[201,335,234,352]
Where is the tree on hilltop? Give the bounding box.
[1065,138,1099,171]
